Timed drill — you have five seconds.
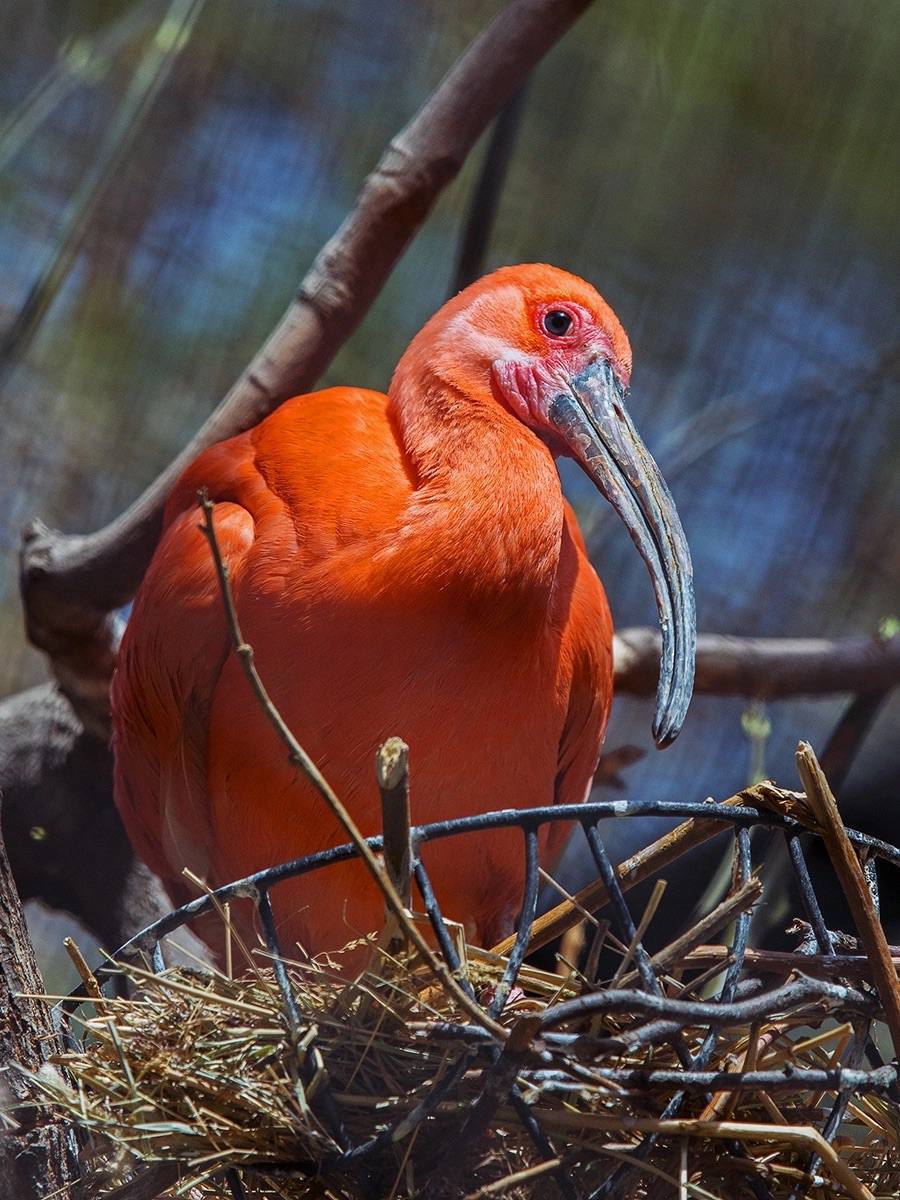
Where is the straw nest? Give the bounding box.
[33,899,899,1200]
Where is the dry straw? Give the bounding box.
[30,823,900,1199]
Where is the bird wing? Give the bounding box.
[112,494,254,902]
[112,386,408,903]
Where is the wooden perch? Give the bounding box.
[19,0,593,730]
[614,628,900,699]
[376,737,412,910]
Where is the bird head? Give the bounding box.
[395,263,696,747]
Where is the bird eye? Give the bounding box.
[543,309,573,337]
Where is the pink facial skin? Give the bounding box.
[490,300,628,439]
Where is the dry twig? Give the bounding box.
[197,493,505,1040]
[795,741,900,1055]
[677,944,900,984]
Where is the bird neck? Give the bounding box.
[388,372,566,605]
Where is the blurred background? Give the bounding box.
[2,0,899,989]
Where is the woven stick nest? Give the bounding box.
[33,782,900,1200]
[34,936,899,1199]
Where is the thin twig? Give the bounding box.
[610,880,667,988]
[63,937,103,1003]
[675,944,900,984]
[197,494,504,1039]
[464,1154,566,1199]
[376,738,412,913]
[615,877,762,990]
[795,742,900,1057]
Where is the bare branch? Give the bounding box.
[614,628,900,699]
[673,943,900,985]
[20,0,593,728]
[0,683,177,950]
[376,738,412,951]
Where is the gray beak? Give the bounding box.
[548,359,696,746]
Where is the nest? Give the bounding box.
[34,844,900,1198]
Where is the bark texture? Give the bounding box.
[0,818,78,1198]
[614,629,900,699]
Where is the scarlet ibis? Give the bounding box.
[112,264,695,954]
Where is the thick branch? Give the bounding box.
[20,0,592,726]
[0,683,177,951]
[614,628,900,699]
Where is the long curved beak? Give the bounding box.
[548,359,696,746]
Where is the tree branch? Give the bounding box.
[614,628,900,699]
[796,741,900,1057]
[0,683,177,951]
[19,0,593,731]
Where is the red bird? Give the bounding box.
[112,264,695,956]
